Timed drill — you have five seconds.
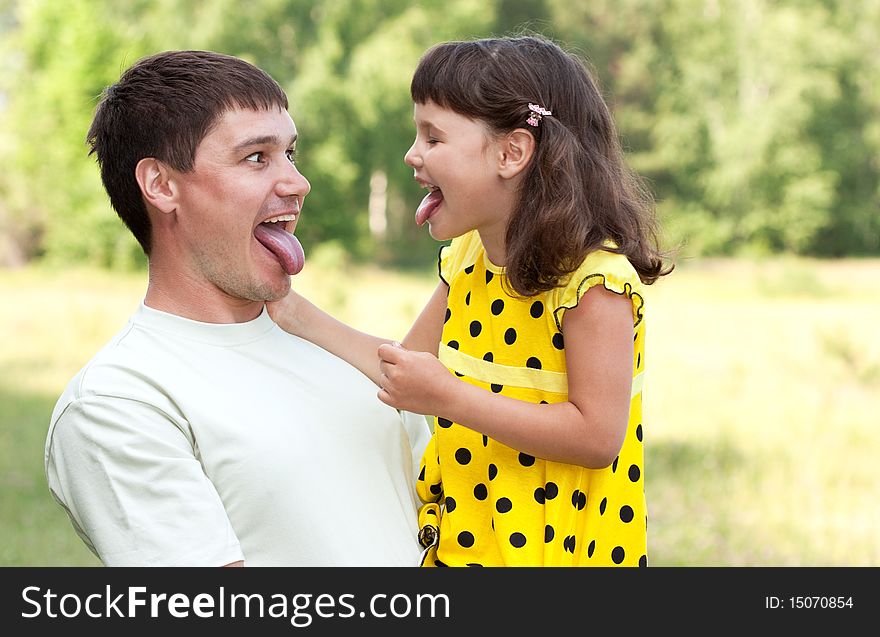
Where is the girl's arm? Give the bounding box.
[376,285,634,469]
[401,282,448,355]
[267,282,448,387]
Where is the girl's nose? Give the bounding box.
[404,141,421,168]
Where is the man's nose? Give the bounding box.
[277,162,310,199]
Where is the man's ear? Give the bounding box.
[134,158,177,214]
[497,129,536,179]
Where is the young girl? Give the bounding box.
[269,35,672,566]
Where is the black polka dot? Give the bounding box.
[639,555,648,567]
[599,497,607,515]
[611,546,625,564]
[526,357,542,369]
[490,383,503,393]
[530,301,544,318]
[445,496,456,513]
[491,299,504,315]
[444,308,451,323]
[418,466,425,481]
[637,352,641,369]
[571,489,586,510]
[454,370,464,377]
[465,291,471,305]
[544,525,555,542]
[437,417,453,428]
[544,482,558,499]
[482,434,488,447]
[552,333,564,349]
[434,559,448,567]
[587,540,596,557]
[488,464,497,480]
[563,535,576,553]
[473,483,488,500]
[430,483,442,495]
[455,448,471,465]
[464,265,474,274]
[628,464,641,482]
[447,340,459,350]
[509,532,527,548]
[518,453,535,467]
[483,352,494,362]
[636,424,643,442]
[539,400,548,404]
[457,531,475,548]
[620,505,634,523]
[611,456,619,473]
[469,320,482,337]
[496,497,512,513]
[534,487,545,504]
[504,328,517,345]
[486,271,494,284]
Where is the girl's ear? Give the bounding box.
[497,129,536,179]
[134,157,177,214]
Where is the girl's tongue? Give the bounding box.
[415,189,443,226]
[253,223,305,275]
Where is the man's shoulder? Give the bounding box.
[50,313,168,420]
[59,318,141,391]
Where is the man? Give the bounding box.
[44,50,429,566]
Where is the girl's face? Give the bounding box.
[404,100,514,246]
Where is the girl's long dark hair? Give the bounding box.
[411,36,673,296]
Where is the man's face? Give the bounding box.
[170,106,310,303]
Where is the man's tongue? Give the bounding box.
[253,223,305,275]
[415,189,443,226]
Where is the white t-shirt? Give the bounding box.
[45,303,430,566]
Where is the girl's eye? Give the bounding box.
[427,137,439,145]
[245,152,263,163]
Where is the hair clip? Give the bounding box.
[526,102,552,127]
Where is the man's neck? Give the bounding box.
[144,265,264,324]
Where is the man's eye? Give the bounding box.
[286,149,297,163]
[245,152,263,163]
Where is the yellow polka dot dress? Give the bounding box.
[416,230,648,567]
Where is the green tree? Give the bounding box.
[549,0,880,256]
[1,0,877,265]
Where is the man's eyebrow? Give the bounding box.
[233,134,297,152]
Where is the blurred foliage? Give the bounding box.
[0,0,878,269]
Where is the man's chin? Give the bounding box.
[259,277,292,303]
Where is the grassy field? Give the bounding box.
[1,252,878,566]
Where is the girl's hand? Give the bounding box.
[266,289,305,335]
[377,342,455,415]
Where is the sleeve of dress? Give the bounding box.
[550,248,646,332]
[46,395,244,567]
[438,230,482,286]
